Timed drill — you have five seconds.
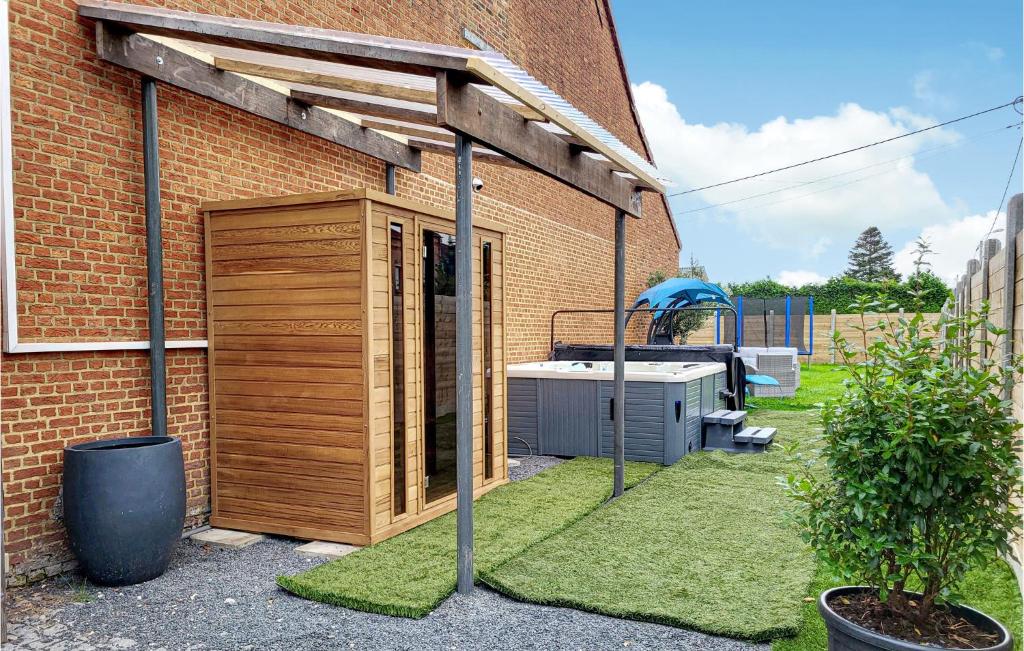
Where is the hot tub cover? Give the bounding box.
[632,279,732,319]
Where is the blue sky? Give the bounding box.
[612,1,1023,285]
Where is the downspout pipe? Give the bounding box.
[142,77,167,438]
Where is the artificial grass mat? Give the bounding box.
[481,410,818,641]
[276,457,659,617]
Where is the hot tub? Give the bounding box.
[507,361,727,465]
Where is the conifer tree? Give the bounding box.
[845,226,900,282]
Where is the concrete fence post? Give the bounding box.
[980,238,1002,361]
[1002,194,1022,400]
[829,309,837,364]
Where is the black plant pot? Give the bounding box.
[63,436,186,586]
[819,586,1013,651]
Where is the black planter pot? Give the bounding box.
[819,586,1013,651]
[63,436,186,586]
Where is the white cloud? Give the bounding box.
[632,81,959,262]
[893,211,1004,283]
[912,70,953,109]
[967,41,1005,62]
[984,46,1005,62]
[777,270,829,286]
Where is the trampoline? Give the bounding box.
[717,295,814,358]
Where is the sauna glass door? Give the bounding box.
[423,230,457,503]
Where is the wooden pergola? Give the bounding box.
[76,0,669,593]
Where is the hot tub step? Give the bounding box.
[750,427,776,446]
[717,410,747,426]
[702,409,731,424]
[732,426,760,444]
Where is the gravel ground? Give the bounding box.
[507,453,564,481]
[4,456,767,651]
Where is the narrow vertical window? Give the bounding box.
[390,223,406,516]
[483,242,494,479]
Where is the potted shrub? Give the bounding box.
[786,302,1021,650]
[63,436,186,586]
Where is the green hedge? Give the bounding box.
[726,273,950,315]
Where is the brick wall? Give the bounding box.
[1,0,680,580]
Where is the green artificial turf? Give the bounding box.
[747,364,849,412]
[276,457,659,617]
[481,410,820,641]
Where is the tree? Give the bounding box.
[845,227,900,282]
[646,254,714,343]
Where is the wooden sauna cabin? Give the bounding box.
[202,189,507,546]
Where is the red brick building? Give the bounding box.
[0,0,680,582]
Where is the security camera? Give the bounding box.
[472,177,484,193]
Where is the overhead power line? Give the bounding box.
[982,136,1023,242]
[671,121,1020,215]
[668,96,1023,198]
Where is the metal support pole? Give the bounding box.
[767,309,775,347]
[736,296,744,347]
[612,209,626,498]
[454,133,474,594]
[714,309,720,345]
[385,162,396,195]
[142,77,167,438]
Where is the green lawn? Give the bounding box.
[482,409,819,641]
[277,457,659,617]
[747,363,849,411]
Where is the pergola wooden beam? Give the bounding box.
[362,120,456,144]
[407,138,525,169]
[436,71,641,217]
[214,57,438,104]
[95,26,421,170]
[291,90,437,126]
[79,0,470,76]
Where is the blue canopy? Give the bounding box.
[632,278,732,319]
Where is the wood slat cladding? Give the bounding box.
[204,189,508,545]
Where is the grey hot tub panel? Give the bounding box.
[684,379,702,456]
[507,372,725,465]
[598,382,666,464]
[508,377,539,456]
[541,379,599,456]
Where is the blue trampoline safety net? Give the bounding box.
[719,295,811,354]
